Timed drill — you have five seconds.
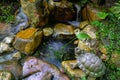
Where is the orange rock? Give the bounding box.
[13,27,43,55]
[16,27,37,39]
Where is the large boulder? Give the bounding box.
[22,56,70,80]
[13,27,43,55]
[20,0,50,27]
[23,72,52,80]
[82,4,102,22]
[52,0,75,21]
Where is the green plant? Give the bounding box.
[97,12,108,19]
[91,12,120,55]
[0,3,15,23]
[104,63,120,80]
[110,0,120,19]
[91,12,120,79]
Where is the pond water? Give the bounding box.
[38,37,76,68]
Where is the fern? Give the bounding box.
[110,0,120,19]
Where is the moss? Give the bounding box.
[16,28,38,39]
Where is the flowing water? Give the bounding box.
[67,4,81,27]
[39,38,75,68]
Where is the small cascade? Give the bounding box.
[67,4,81,27]
[74,4,81,21]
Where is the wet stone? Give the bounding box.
[22,72,52,80]
[43,27,53,37]
[22,56,70,80]
[83,25,97,39]
[0,52,21,63]
[13,27,43,55]
[78,21,89,29]
[82,4,103,21]
[0,71,14,80]
[0,42,13,54]
[53,23,74,39]
[52,0,75,21]
[0,60,22,80]
[0,23,11,41]
[62,60,85,79]
[2,36,14,44]
[20,0,49,27]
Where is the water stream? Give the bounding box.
[67,4,81,27]
[39,38,75,68]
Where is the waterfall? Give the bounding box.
[74,4,81,21]
[67,4,81,27]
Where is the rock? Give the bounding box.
[77,40,91,52]
[13,27,43,55]
[99,45,107,54]
[0,60,22,80]
[83,24,97,39]
[110,53,120,68]
[2,36,14,44]
[52,0,75,21]
[43,27,53,36]
[12,51,22,60]
[0,23,11,41]
[20,0,50,27]
[78,21,89,29]
[11,8,29,34]
[23,72,52,80]
[0,42,13,54]
[82,4,102,21]
[22,56,70,80]
[0,52,21,63]
[0,71,14,80]
[53,23,74,39]
[62,60,85,79]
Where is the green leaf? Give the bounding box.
[76,32,90,40]
[81,76,87,80]
[97,12,108,19]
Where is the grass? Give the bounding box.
[0,1,20,23]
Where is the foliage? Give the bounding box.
[0,5,14,23]
[91,12,120,55]
[81,76,87,80]
[78,0,89,6]
[75,32,90,40]
[91,11,120,79]
[103,63,120,80]
[97,12,108,19]
[110,0,120,19]
[0,0,20,23]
